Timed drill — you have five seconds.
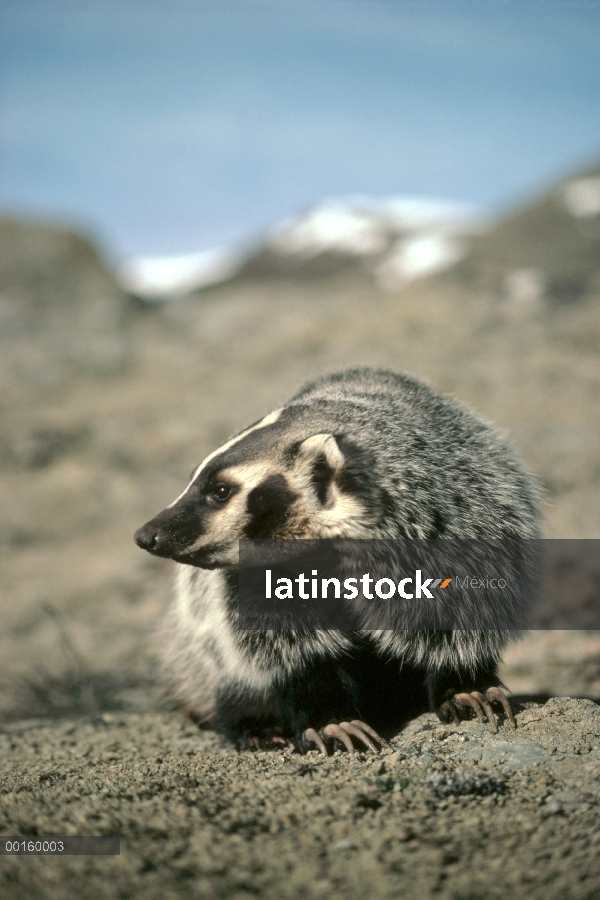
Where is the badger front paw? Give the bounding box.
[298,720,389,756]
[438,686,516,733]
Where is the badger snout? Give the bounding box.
[134,520,174,557]
[134,498,205,560]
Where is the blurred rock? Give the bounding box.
[0,216,131,385]
[449,161,600,304]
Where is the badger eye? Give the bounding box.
[210,482,232,503]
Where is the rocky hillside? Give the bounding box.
[0,218,131,390]
[448,162,600,304]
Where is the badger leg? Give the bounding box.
[437,687,516,733]
[298,720,389,755]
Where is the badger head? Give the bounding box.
[134,406,379,568]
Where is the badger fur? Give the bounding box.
[135,368,541,750]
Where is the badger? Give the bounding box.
[134,368,541,753]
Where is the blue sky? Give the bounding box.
[1,0,600,259]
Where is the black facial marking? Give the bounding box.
[334,435,375,502]
[311,453,334,505]
[245,474,297,538]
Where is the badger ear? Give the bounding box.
[297,434,345,506]
[298,434,344,469]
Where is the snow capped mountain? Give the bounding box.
[268,195,480,253]
[117,195,485,299]
[263,195,484,290]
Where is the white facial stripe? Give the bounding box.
[220,461,274,488]
[167,409,282,508]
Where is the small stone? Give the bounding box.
[333,839,356,851]
[543,798,563,815]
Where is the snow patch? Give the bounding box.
[375,234,468,289]
[269,195,482,259]
[269,205,387,256]
[117,247,241,299]
[562,177,600,218]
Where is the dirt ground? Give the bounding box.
[1,698,599,900]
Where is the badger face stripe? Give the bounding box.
[168,409,283,509]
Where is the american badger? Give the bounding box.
[135,368,541,753]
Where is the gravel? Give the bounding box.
[1,697,599,900]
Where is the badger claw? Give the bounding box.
[300,720,388,755]
[438,687,515,733]
[301,727,328,756]
[349,720,389,750]
[485,686,517,728]
[323,723,355,753]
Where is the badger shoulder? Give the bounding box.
[290,367,541,540]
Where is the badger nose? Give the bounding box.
[134,524,161,553]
